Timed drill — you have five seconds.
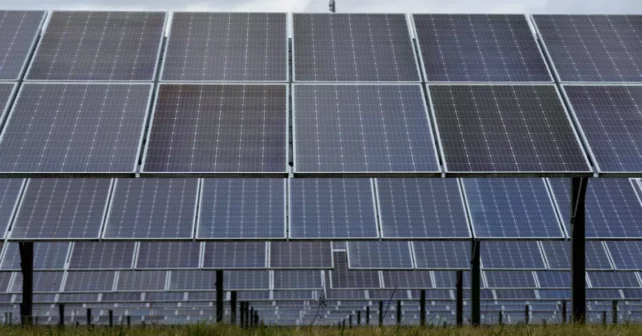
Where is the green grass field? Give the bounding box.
[0,324,641,336]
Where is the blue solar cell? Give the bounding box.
[136,242,200,269]
[538,289,570,300]
[463,179,564,238]
[536,271,570,289]
[0,242,69,271]
[63,271,114,292]
[273,271,322,290]
[0,11,45,80]
[347,241,413,269]
[69,242,135,270]
[481,241,546,270]
[540,241,613,270]
[11,272,63,293]
[330,252,380,289]
[376,179,470,238]
[432,271,470,288]
[117,271,167,291]
[269,241,332,269]
[225,271,269,290]
[198,179,285,239]
[289,179,378,239]
[169,270,215,291]
[494,289,536,299]
[485,271,536,288]
[203,242,267,269]
[588,272,640,288]
[587,289,622,300]
[606,241,642,270]
[381,271,433,289]
[0,178,22,239]
[548,178,642,238]
[412,241,470,270]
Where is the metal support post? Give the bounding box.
[230,291,237,325]
[471,241,481,326]
[19,242,33,326]
[571,177,588,323]
[216,270,224,322]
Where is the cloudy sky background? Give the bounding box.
[1,0,642,13]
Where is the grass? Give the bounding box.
[0,324,641,336]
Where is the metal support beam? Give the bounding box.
[18,242,33,326]
[216,270,224,322]
[525,305,529,325]
[126,315,131,327]
[571,177,588,323]
[249,307,254,327]
[366,306,370,325]
[230,291,237,325]
[240,302,245,327]
[602,311,607,326]
[612,300,618,324]
[378,301,383,326]
[254,310,259,326]
[108,310,113,327]
[471,241,481,326]
[349,315,352,328]
[456,270,464,326]
[396,300,401,325]
[357,311,361,326]
[86,308,92,327]
[498,311,503,325]
[561,300,567,324]
[58,304,64,327]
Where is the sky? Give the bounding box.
[2,0,642,13]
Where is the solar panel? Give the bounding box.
[11,272,64,293]
[289,179,377,239]
[0,11,45,80]
[101,292,141,302]
[0,83,16,116]
[68,242,135,270]
[294,84,439,175]
[368,289,409,300]
[495,289,536,300]
[10,179,112,240]
[375,179,470,238]
[143,84,287,175]
[225,271,269,290]
[588,272,640,288]
[169,270,215,291]
[587,289,622,300]
[162,13,286,82]
[145,291,185,302]
[293,14,420,82]
[412,241,470,270]
[103,179,198,239]
[0,273,11,293]
[330,252,380,289]
[64,272,114,292]
[548,178,642,238]
[533,15,642,83]
[117,271,167,291]
[484,271,536,288]
[606,241,642,270]
[203,242,266,269]
[429,85,591,174]
[273,271,322,290]
[462,178,564,239]
[237,290,270,300]
[381,271,433,289]
[481,241,546,270]
[536,271,569,288]
[269,242,333,269]
[273,290,315,300]
[0,179,24,239]
[0,242,69,271]
[540,241,614,270]
[347,241,413,269]
[0,83,152,174]
[562,85,642,174]
[27,11,165,81]
[413,14,551,82]
[136,242,200,269]
[197,179,285,239]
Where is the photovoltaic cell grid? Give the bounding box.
[163,13,286,82]
[294,84,439,174]
[104,179,198,239]
[413,14,551,82]
[198,179,285,239]
[0,179,24,239]
[548,178,642,238]
[330,252,380,289]
[484,271,536,288]
[536,271,569,288]
[429,85,590,174]
[0,11,44,80]
[203,242,266,269]
[225,271,269,290]
[289,179,377,239]
[0,242,69,271]
[273,271,322,290]
[563,85,642,173]
[68,242,135,270]
[136,242,200,269]
[588,272,640,288]
[533,15,642,83]
[0,84,152,174]
[63,271,114,292]
[540,241,614,270]
[269,242,332,269]
[381,271,433,289]
[462,178,564,238]
[117,271,167,291]
[11,272,63,293]
[376,178,470,238]
[481,241,546,270]
[10,179,111,240]
[143,84,287,174]
[606,241,642,270]
[293,14,419,82]
[169,270,214,291]
[27,11,165,81]
[412,241,470,269]
[347,241,413,269]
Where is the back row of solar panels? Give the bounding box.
[1,177,642,240]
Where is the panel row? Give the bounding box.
[1,178,641,240]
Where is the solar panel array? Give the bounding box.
[0,11,45,80]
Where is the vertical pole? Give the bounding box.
[349,315,352,328]
[571,177,588,323]
[366,306,370,325]
[561,300,567,324]
[456,270,464,326]
[19,242,33,326]
[357,311,361,326]
[58,304,64,327]
[127,315,131,327]
[215,270,224,322]
[241,302,246,327]
[230,291,237,325]
[378,301,383,326]
[254,311,258,326]
[86,308,92,327]
[245,303,250,328]
[612,300,618,324]
[525,305,529,325]
[109,310,113,327]
[471,241,481,326]
[420,289,426,326]
[249,307,254,327]
[602,311,607,326]
[396,301,401,325]
[498,311,503,325]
